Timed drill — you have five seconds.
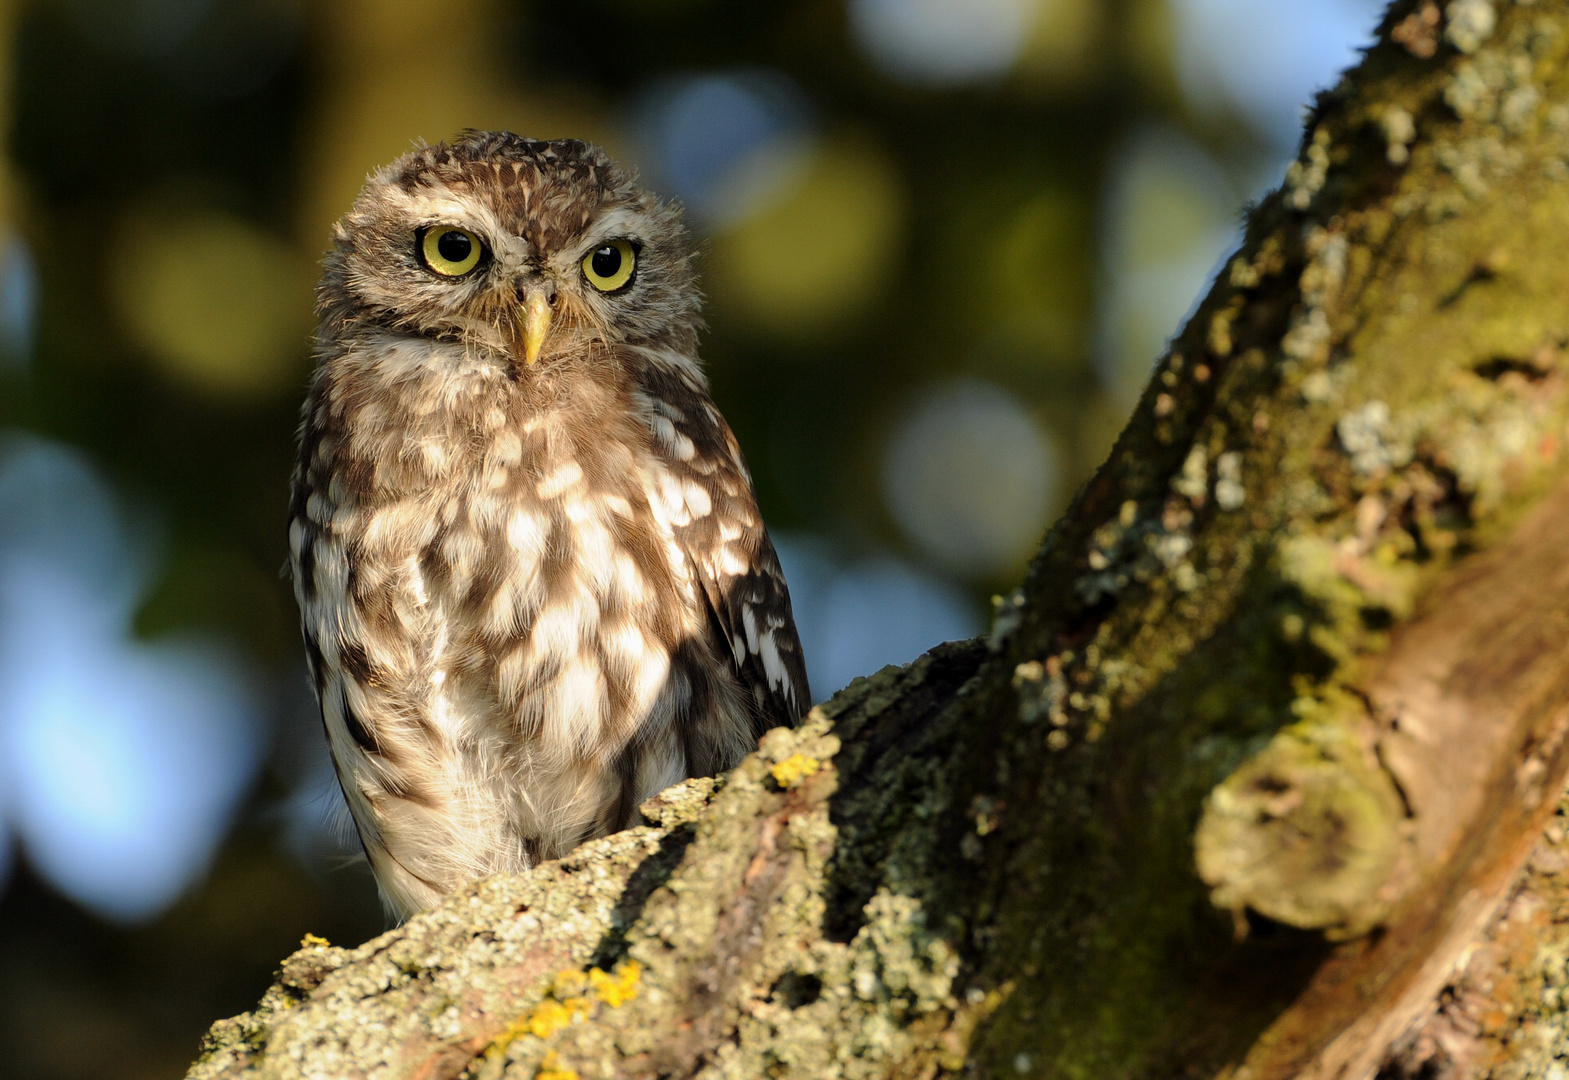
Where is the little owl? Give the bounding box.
[289,131,810,919]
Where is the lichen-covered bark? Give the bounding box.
[952,2,1569,1073]
[187,2,1569,1078]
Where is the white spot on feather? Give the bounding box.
[363,499,439,553]
[492,430,523,468]
[526,587,601,673]
[601,621,670,713]
[758,627,787,692]
[682,480,712,518]
[542,654,607,755]
[570,515,618,594]
[652,470,690,526]
[418,438,450,476]
[650,413,696,461]
[497,645,529,706]
[484,572,540,639]
[609,550,648,605]
[718,545,750,576]
[311,540,348,605]
[440,528,484,592]
[742,604,760,654]
[537,461,584,499]
[406,554,429,606]
[508,508,549,553]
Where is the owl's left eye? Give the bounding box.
[420,227,484,277]
[582,240,637,292]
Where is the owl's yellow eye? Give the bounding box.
[582,240,636,292]
[421,227,483,276]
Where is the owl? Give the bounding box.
[288,131,810,919]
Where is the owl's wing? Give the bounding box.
[639,371,811,733]
[692,521,812,732]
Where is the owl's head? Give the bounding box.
[319,131,701,369]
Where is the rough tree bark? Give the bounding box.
[186,2,1569,1077]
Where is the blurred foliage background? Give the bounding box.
[0,0,1381,1075]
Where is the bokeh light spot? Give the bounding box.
[850,0,1037,86]
[107,206,310,398]
[882,379,1060,579]
[706,134,906,338]
[626,70,815,229]
[0,437,263,923]
[1014,0,1099,84]
[971,187,1091,367]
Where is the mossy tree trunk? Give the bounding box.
[186,2,1569,1077]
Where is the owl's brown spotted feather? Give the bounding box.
[289,132,808,918]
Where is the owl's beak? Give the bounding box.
[521,288,553,366]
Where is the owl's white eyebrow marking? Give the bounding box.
[380,183,533,266]
[571,205,649,256]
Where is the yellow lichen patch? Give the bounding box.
[299,933,330,948]
[589,959,642,1007]
[771,753,821,788]
[535,1050,579,1080]
[482,961,642,1064]
[524,999,578,1038]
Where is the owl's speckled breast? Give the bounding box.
[295,332,733,914]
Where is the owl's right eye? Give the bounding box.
[420,227,484,277]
